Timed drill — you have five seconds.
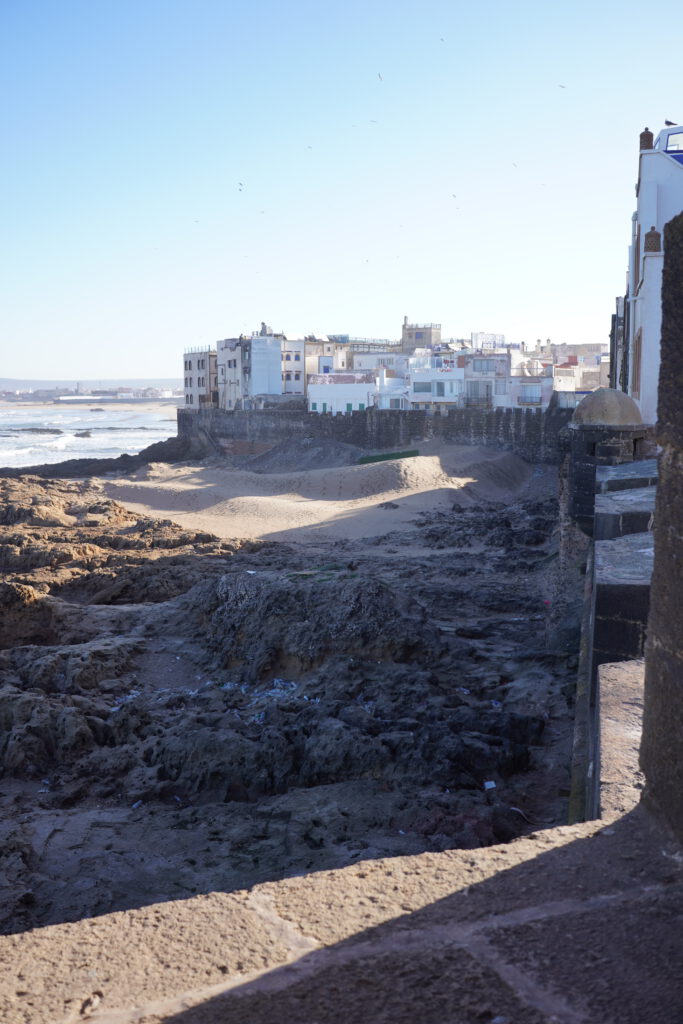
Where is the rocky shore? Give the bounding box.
[0,446,575,935]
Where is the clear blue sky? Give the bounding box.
[1,0,681,378]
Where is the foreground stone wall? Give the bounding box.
[641,211,683,840]
[178,402,573,464]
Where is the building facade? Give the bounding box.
[401,317,441,351]
[615,125,683,424]
[183,347,217,408]
[216,332,283,409]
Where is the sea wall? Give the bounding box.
[177,403,573,464]
[640,211,683,841]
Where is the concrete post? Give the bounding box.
[640,211,683,840]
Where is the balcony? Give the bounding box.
[464,396,493,409]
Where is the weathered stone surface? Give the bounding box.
[0,474,574,934]
[640,211,683,842]
[595,458,658,493]
[177,404,574,465]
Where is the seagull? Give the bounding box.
[378,72,383,81]
[665,120,678,126]
[558,84,566,88]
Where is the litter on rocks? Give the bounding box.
[483,780,496,791]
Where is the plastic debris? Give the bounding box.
[131,799,143,809]
[245,570,257,575]
[490,699,502,709]
[398,829,406,835]
[483,780,496,791]
[459,687,470,695]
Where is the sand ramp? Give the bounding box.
[103,445,537,542]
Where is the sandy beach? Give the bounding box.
[99,441,550,544]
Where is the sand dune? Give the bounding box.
[100,444,541,543]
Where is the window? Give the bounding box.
[311,402,317,410]
[389,398,401,409]
[519,384,541,404]
[472,359,495,373]
[495,379,507,395]
[666,130,683,152]
[294,372,300,380]
[285,354,291,361]
[322,402,327,412]
[359,403,365,411]
[346,403,353,412]
[435,381,445,397]
[413,381,432,393]
[415,331,423,339]
[294,353,301,361]
[632,329,642,399]
[285,372,291,380]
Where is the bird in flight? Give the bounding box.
[378,72,383,81]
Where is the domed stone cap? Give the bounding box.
[570,388,644,427]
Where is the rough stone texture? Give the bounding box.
[177,404,574,466]
[1,807,680,1024]
[593,486,655,540]
[567,426,653,536]
[641,211,683,842]
[571,387,643,427]
[598,660,645,818]
[592,533,653,671]
[595,459,658,493]
[0,474,575,936]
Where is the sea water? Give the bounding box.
[0,403,179,469]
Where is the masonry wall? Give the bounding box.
[177,403,573,464]
[640,211,683,840]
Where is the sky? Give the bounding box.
[1,0,682,379]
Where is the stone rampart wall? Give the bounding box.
[641,210,683,841]
[177,403,573,464]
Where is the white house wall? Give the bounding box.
[307,381,374,413]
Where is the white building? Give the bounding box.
[619,124,683,423]
[183,347,217,409]
[470,331,505,350]
[281,338,305,395]
[350,350,409,375]
[409,351,466,410]
[304,337,349,378]
[502,371,554,410]
[307,373,375,414]
[216,332,283,409]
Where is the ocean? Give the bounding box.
[0,403,179,469]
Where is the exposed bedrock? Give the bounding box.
[0,473,574,931]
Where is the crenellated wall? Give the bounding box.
[177,402,573,464]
